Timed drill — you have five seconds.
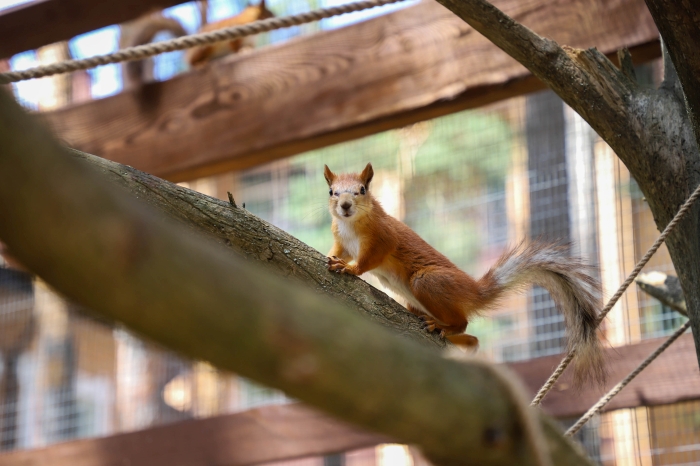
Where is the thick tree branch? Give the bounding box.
[434,0,640,167]
[0,85,592,465]
[70,149,444,348]
[433,0,698,192]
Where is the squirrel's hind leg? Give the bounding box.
[409,268,471,337]
[405,304,464,340]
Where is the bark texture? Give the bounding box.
[0,90,593,465]
[434,0,700,375]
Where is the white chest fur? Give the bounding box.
[337,220,361,259]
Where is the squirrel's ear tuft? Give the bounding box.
[323,165,336,186]
[360,163,374,188]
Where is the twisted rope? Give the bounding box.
[565,319,691,436]
[0,0,406,85]
[531,182,700,406]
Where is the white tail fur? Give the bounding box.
[481,242,605,386]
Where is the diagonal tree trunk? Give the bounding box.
[434,0,700,368]
[73,148,444,348]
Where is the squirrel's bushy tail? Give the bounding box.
[479,241,605,387]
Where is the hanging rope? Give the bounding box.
[0,0,407,85]
[531,182,700,406]
[565,319,691,436]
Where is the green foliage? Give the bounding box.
[412,110,513,189]
[404,110,513,269]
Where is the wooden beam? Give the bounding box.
[0,0,187,59]
[510,333,700,419]
[0,403,390,466]
[42,0,659,182]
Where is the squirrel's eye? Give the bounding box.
[329,189,333,196]
[360,186,366,195]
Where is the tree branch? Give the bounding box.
[636,272,687,317]
[434,0,640,164]
[0,84,592,465]
[432,0,696,212]
[70,148,444,348]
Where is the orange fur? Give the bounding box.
[325,163,606,387]
[186,0,275,67]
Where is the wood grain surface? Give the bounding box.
[42,0,660,182]
[0,0,188,59]
[0,403,390,466]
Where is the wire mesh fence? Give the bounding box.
[566,401,700,466]
[0,1,698,462]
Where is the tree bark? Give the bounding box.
[0,87,592,465]
[433,0,700,372]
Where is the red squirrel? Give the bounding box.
[324,163,605,385]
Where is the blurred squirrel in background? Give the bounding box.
[119,9,189,89]
[324,163,605,386]
[118,0,274,87]
[186,0,275,68]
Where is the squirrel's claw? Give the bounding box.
[420,316,438,333]
[419,315,446,337]
[327,256,352,274]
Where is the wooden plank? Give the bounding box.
[0,0,187,59]
[509,333,700,419]
[0,403,390,466]
[42,0,660,182]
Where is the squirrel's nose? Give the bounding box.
[341,201,352,211]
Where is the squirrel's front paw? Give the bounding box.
[327,256,354,275]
